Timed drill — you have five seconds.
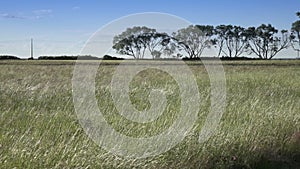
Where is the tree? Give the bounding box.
[112,26,156,59]
[291,12,300,58]
[142,32,172,59]
[213,25,248,57]
[112,26,173,59]
[245,24,289,59]
[172,25,214,58]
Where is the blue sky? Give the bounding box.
[0,0,299,58]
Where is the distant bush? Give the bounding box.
[77,56,101,60]
[220,56,262,60]
[0,55,21,60]
[182,57,219,60]
[38,55,101,60]
[102,55,124,60]
[38,55,125,60]
[182,56,261,61]
[182,57,202,61]
[38,56,77,60]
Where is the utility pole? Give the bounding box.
[30,38,34,59]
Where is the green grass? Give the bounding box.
[0,60,300,168]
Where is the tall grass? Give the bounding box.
[0,60,299,168]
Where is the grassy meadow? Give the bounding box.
[0,60,300,168]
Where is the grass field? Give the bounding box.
[0,60,300,168]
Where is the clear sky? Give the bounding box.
[0,0,299,58]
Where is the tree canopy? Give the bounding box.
[112,26,173,59]
[291,12,300,57]
[112,16,299,60]
[172,25,214,58]
[213,25,248,57]
[112,26,156,59]
[245,24,289,59]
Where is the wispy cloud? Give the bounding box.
[0,9,53,20]
[72,6,80,10]
[32,9,53,19]
[0,13,25,19]
[33,9,52,15]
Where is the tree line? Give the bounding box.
[112,12,300,60]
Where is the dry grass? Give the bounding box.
[0,60,299,168]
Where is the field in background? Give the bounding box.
[0,60,300,168]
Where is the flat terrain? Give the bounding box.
[0,60,300,168]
